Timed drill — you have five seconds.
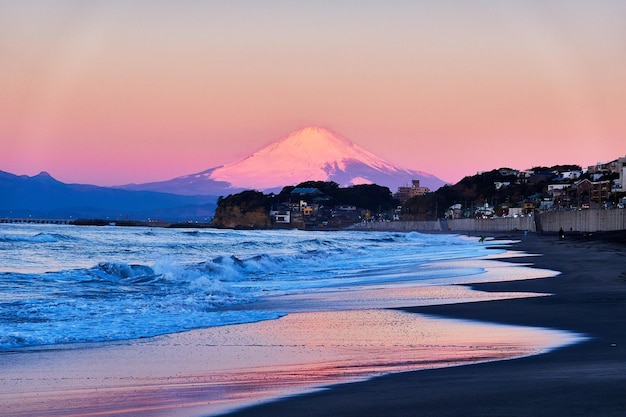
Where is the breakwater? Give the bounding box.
[0,218,72,225]
[356,209,626,234]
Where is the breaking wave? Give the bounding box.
[0,227,498,351]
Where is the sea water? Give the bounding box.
[0,223,500,351]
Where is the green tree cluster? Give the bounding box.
[403,168,554,220]
[282,181,398,212]
[213,181,399,228]
[213,190,272,228]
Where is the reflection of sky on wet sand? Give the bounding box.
[0,255,584,416]
[1,308,584,417]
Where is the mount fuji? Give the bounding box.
[123,127,446,195]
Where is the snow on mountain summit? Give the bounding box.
[209,126,409,189]
[121,127,446,195]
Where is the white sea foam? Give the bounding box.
[0,223,501,351]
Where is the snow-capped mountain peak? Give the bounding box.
[209,126,408,189]
[121,127,446,195]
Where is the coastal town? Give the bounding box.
[211,155,626,233]
[3,155,625,235]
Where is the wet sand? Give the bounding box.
[0,308,574,417]
[0,235,626,416]
[221,231,626,417]
[0,233,586,417]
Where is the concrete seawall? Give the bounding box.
[356,209,625,233]
[355,217,535,233]
[446,217,536,233]
[536,209,626,233]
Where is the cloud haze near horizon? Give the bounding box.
[1,1,624,186]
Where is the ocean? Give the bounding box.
[0,223,505,352]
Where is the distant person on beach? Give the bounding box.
[559,228,565,239]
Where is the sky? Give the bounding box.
[1,1,625,186]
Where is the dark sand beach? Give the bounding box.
[221,232,626,417]
[2,231,624,416]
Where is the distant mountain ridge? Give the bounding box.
[1,127,446,221]
[122,127,446,195]
[0,171,216,221]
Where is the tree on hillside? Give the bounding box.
[216,190,271,211]
[275,181,397,212]
[403,192,449,220]
[335,184,398,212]
[293,181,340,195]
[213,190,272,228]
[403,167,554,219]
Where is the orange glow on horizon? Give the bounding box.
[0,2,623,186]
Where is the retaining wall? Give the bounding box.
[355,220,441,232]
[446,217,536,233]
[356,209,625,233]
[357,216,535,233]
[536,209,626,233]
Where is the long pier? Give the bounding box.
[0,218,73,225]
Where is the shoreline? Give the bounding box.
[220,231,626,417]
[0,233,584,417]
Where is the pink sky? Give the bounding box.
[1,1,624,186]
